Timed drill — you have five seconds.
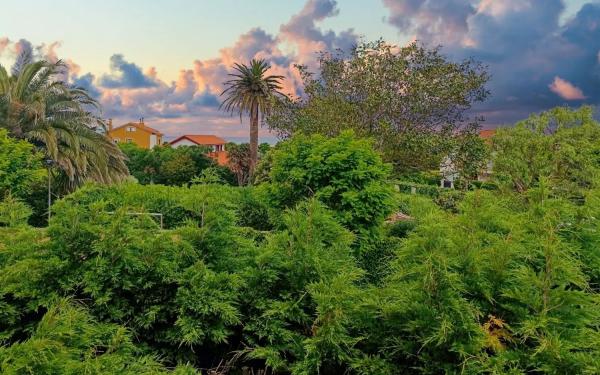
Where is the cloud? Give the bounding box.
[191,27,286,95]
[73,73,101,98]
[0,37,9,57]
[13,39,33,58]
[36,41,62,63]
[382,0,600,125]
[382,0,476,45]
[191,88,220,108]
[98,67,221,121]
[5,0,600,137]
[280,0,358,63]
[99,54,159,88]
[2,0,358,139]
[0,38,80,81]
[549,76,586,100]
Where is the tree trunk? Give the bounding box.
[248,102,259,184]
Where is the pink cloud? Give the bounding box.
[280,0,357,66]
[548,76,586,100]
[1,0,357,140]
[0,37,9,57]
[37,41,62,63]
[191,27,301,98]
[12,39,32,57]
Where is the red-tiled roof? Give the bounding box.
[170,135,227,146]
[479,129,496,139]
[111,122,163,135]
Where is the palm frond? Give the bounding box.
[0,60,129,193]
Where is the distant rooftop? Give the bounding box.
[111,121,163,136]
[169,134,227,145]
[479,129,496,139]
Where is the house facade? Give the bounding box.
[107,119,163,149]
[169,135,229,166]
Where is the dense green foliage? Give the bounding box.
[120,143,236,186]
[0,129,51,226]
[1,113,599,373]
[260,131,395,250]
[492,106,600,199]
[267,41,490,175]
[0,129,45,199]
[0,60,128,192]
[0,300,196,374]
[0,193,33,227]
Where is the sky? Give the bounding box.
[1,0,599,141]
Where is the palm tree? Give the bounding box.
[0,59,128,193]
[220,59,284,181]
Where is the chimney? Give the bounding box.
[107,118,113,131]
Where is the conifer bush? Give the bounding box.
[0,125,599,373]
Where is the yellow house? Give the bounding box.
[107,119,163,149]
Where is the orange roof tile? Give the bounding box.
[479,129,496,139]
[170,135,227,146]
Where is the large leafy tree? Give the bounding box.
[492,106,600,199]
[0,59,128,192]
[221,59,284,180]
[267,40,490,174]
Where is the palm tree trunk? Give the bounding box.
[248,102,259,183]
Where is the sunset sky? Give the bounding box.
[1,0,598,141]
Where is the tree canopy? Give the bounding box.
[267,40,490,174]
[492,106,600,199]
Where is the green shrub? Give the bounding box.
[1,119,600,374]
[59,183,210,228]
[395,181,441,197]
[262,131,395,245]
[234,186,273,231]
[0,193,32,227]
[433,189,465,212]
[386,219,416,238]
[0,129,46,199]
[241,199,362,373]
[0,300,196,374]
[119,143,226,186]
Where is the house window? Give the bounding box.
[113,138,120,143]
[126,138,133,143]
[126,126,136,132]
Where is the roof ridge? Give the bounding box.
[170,134,227,145]
[110,121,163,135]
